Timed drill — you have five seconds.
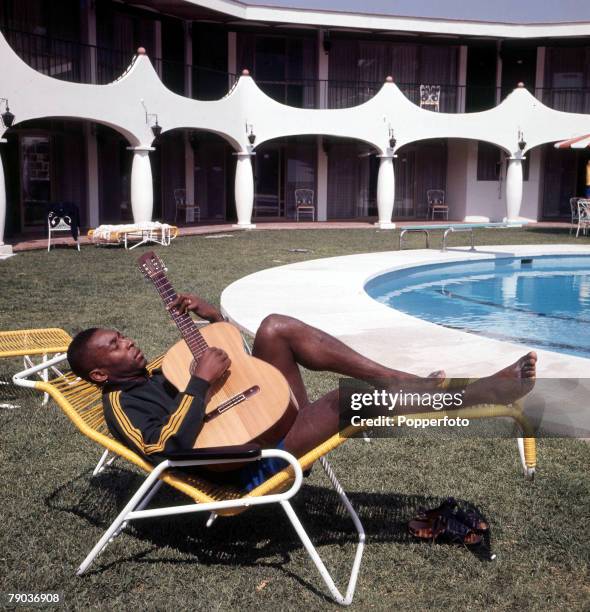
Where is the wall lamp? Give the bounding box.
[388,127,396,149]
[0,98,15,128]
[518,129,526,151]
[141,99,162,141]
[247,123,256,145]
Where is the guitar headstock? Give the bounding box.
[137,250,167,282]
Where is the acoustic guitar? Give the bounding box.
[137,251,298,450]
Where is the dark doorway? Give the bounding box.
[466,43,497,112]
[500,43,537,98]
[541,144,590,219]
[254,145,282,217]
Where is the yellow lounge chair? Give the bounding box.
[13,353,536,606]
[0,328,72,406]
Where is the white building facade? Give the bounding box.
[1,0,590,251]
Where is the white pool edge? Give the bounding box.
[221,244,590,379]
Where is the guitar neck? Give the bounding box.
[150,271,209,360]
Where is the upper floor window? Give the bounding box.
[543,46,590,113]
[237,32,317,108]
[328,38,459,110]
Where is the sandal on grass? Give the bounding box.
[417,497,489,533]
[408,514,482,546]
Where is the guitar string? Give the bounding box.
[150,271,210,359]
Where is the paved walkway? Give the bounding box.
[5,220,574,252]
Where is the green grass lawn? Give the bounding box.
[1,227,589,611]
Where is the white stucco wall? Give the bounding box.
[461,143,543,222]
[1,27,589,237]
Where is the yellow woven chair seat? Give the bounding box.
[36,354,355,515]
[0,328,72,358]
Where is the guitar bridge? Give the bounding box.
[203,385,260,422]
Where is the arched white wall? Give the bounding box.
[2,29,590,237]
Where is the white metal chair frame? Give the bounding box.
[419,84,441,112]
[13,354,365,606]
[295,188,315,221]
[121,226,175,250]
[173,188,200,224]
[569,197,580,235]
[47,212,80,251]
[576,199,590,238]
[426,189,449,220]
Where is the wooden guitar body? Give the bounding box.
[162,321,298,449]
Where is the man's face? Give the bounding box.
[87,328,148,384]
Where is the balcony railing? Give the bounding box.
[3,28,590,115]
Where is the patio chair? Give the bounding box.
[576,199,590,238]
[47,203,80,251]
[174,188,200,224]
[426,189,449,220]
[0,328,71,406]
[569,197,580,235]
[13,350,537,604]
[295,188,315,221]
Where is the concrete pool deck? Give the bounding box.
[222,243,590,436]
[221,243,590,380]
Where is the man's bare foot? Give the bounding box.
[495,351,537,380]
[466,352,537,406]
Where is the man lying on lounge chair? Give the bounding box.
[66,293,537,490]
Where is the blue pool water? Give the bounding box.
[365,255,590,358]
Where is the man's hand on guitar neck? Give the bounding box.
[169,293,225,323]
[190,347,231,384]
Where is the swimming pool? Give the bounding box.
[365,255,590,358]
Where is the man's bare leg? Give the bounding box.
[251,315,537,458]
[252,314,429,407]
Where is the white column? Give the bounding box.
[85,125,99,227]
[375,155,396,229]
[317,136,328,221]
[233,152,255,228]
[505,157,524,222]
[0,139,10,254]
[129,146,155,223]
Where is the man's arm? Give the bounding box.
[169,293,225,323]
[104,376,209,457]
